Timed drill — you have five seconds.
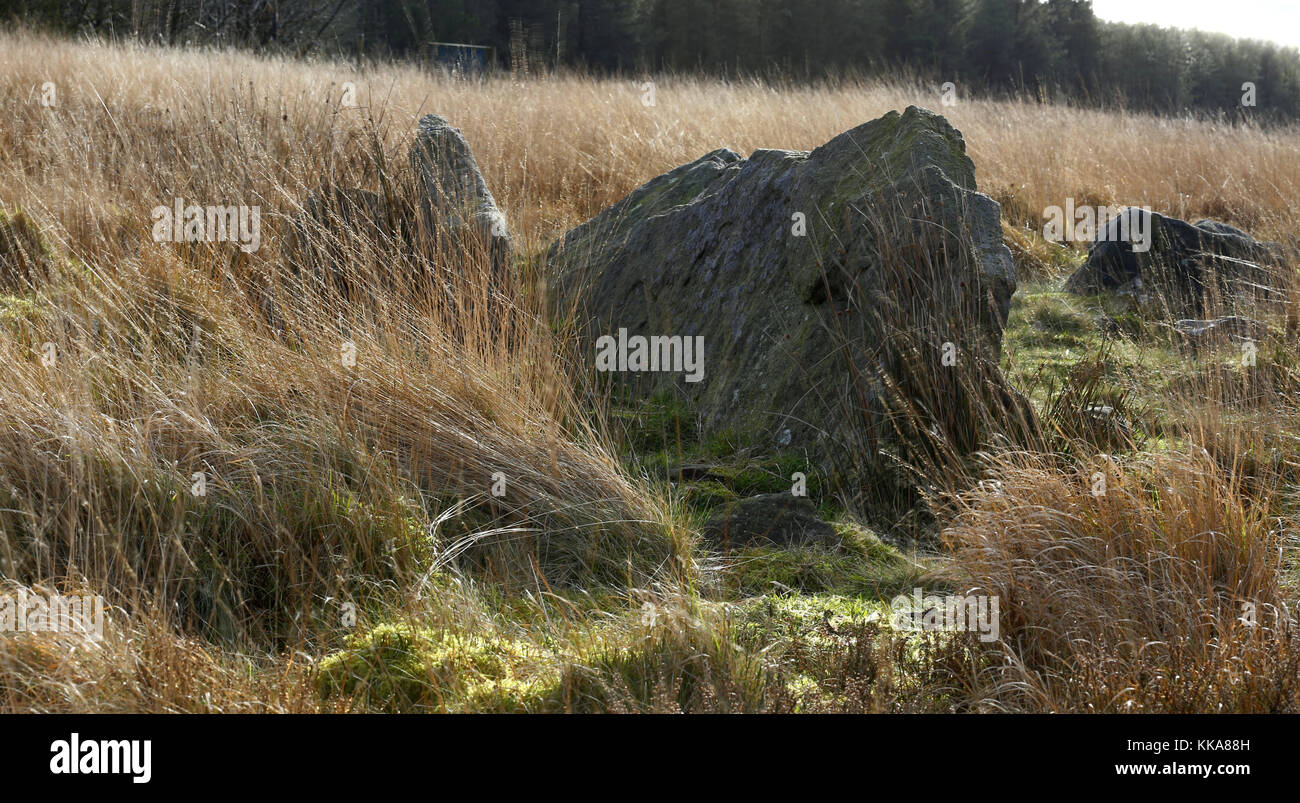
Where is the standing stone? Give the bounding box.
[287,114,513,302]
[409,114,512,276]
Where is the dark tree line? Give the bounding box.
[5,0,1300,121]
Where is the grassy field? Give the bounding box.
[2,29,1299,713]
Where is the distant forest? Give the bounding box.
[6,0,1300,120]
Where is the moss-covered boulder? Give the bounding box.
[548,106,1022,501]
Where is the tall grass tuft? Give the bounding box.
[943,448,1298,712]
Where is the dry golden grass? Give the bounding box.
[943,447,1300,713]
[1,28,1299,713]
[3,30,1299,254]
[0,29,688,711]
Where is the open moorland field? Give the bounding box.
[2,29,1300,714]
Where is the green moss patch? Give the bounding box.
[318,622,561,713]
[555,608,768,713]
[733,593,968,712]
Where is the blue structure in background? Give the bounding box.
[429,43,493,74]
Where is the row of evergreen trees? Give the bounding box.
[7,0,1300,121]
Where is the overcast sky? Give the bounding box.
[1090,0,1300,50]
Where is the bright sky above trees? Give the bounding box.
[1092,0,1300,50]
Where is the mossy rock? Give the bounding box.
[1064,209,1289,316]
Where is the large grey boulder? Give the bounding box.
[1064,208,1287,314]
[548,106,1023,499]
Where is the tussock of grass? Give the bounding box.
[0,206,57,291]
[943,450,1300,712]
[553,597,771,713]
[723,522,924,598]
[1001,222,1083,283]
